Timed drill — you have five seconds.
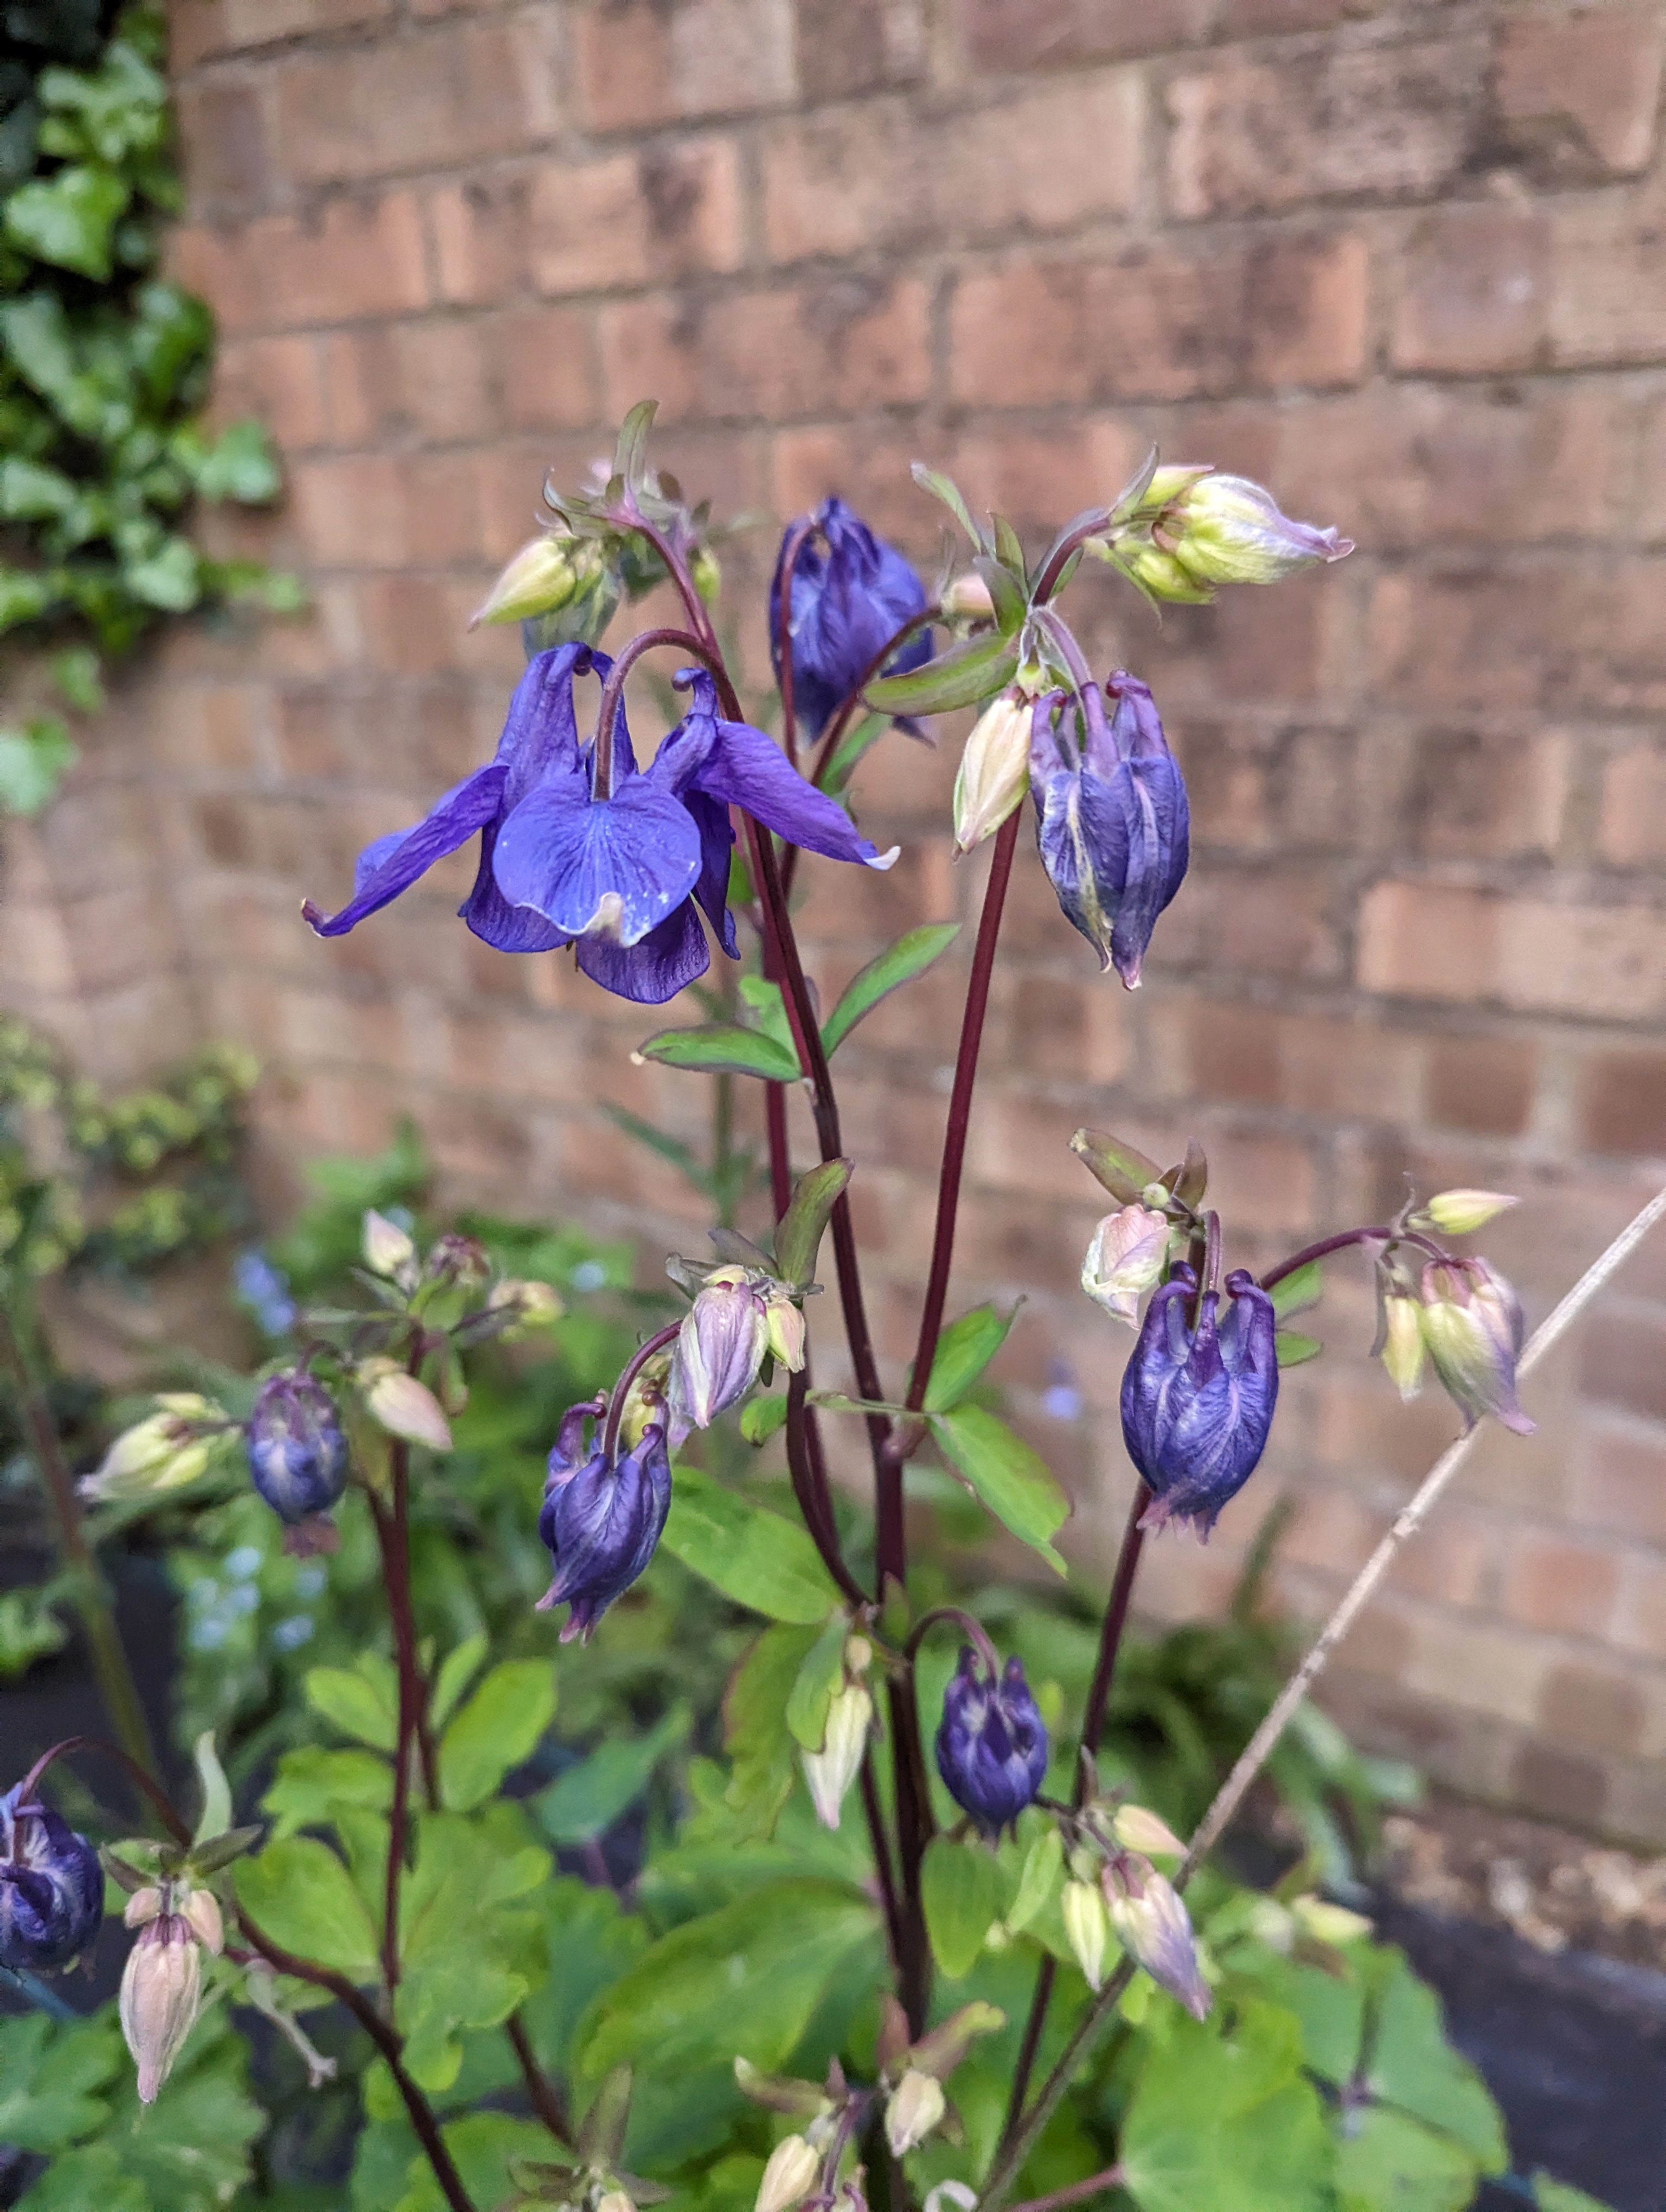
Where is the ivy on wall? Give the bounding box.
[0,2,296,816]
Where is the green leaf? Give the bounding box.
[395,1807,550,2087]
[921,1835,1005,1978]
[0,569,59,635]
[191,1729,233,1845]
[1533,2178,1616,2212]
[820,709,889,799]
[193,417,280,503]
[740,1393,788,1445]
[50,645,103,711]
[1335,2106,1479,2212]
[533,1706,690,1844]
[1269,1261,1324,1322]
[1070,1127,1163,1205]
[0,2011,119,2152]
[0,457,75,519]
[636,1021,802,1083]
[235,1835,382,1983]
[428,1632,489,1730]
[125,533,201,610]
[305,1655,399,1751]
[394,2114,555,2212]
[4,163,129,278]
[1364,1956,1506,2168]
[924,1301,1017,1413]
[661,1464,840,1622]
[517,1876,649,2075]
[614,399,657,491]
[1005,1825,1063,1933]
[438,1658,557,1811]
[821,924,961,1058]
[1275,1331,1323,1368]
[864,632,1019,716]
[974,551,1028,634]
[0,717,76,814]
[262,1745,393,1838]
[928,1405,1070,1571]
[1120,2004,1332,2212]
[784,1615,850,1752]
[576,1880,878,2080]
[910,462,984,550]
[773,1156,851,1285]
[723,1622,823,1837]
[0,1584,68,1677]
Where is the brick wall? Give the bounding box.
[6,0,1666,1836]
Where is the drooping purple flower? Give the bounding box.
[536,1405,672,1643]
[1,1785,102,1973]
[1120,1265,1278,1540]
[1029,673,1189,989]
[770,497,932,738]
[305,647,894,1006]
[246,1372,348,1553]
[934,1648,1048,1835]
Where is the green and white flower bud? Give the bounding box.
[802,1678,874,1831]
[1146,471,1353,593]
[597,2191,636,2212]
[486,1277,566,1339]
[1380,1293,1426,1401]
[762,1286,806,1372]
[1291,1893,1372,1947]
[885,2068,947,2157]
[82,1395,223,1502]
[755,2134,821,2212]
[1061,1877,1110,1991]
[953,692,1030,855]
[470,533,583,628]
[362,1208,418,1283]
[358,1360,453,1451]
[1422,1188,1519,1236]
[120,1911,204,2103]
[1109,1804,1185,1859]
[1081,1205,1170,1326]
[692,546,722,607]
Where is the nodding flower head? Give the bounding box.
[1102,1856,1211,2020]
[1120,1264,1279,1540]
[934,1648,1048,1836]
[770,496,932,738]
[537,1400,672,1643]
[1029,674,1189,989]
[246,1372,349,1555]
[119,1889,220,2104]
[668,1264,804,1444]
[1418,1257,1534,1435]
[1113,468,1353,603]
[0,1785,102,1973]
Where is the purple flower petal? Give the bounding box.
[576,898,710,1003]
[460,818,572,952]
[492,774,702,944]
[303,763,509,938]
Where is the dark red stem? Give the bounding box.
[1008,2166,1125,2212]
[506,2010,573,2145]
[787,1365,868,1608]
[591,625,722,796]
[859,1744,905,1980]
[904,1606,1002,1680]
[601,1324,681,1464]
[1258,1223,1442,1294]
[14,1735,189,1847]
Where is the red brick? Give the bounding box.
[323,319,503,447]
[956,0,1210,70]
[1402,725,1569,863]
[951,234,1367,408]
[760,74,1141,263]
[1493,5,1666,182]
[1503,1530,1622,1638]
[169,0,394,67]
[293,453,483,568]
[428,175,535,307]
[1424,1035,1536,1139]
[794,0,925,99]
[598,279,932,424]
[176,82,275,221]
[1545,196,1666,369]
[527,142,745,296]
[943,420,1145,536]
[1539,1660,1646,1756]
[1573,1420,1666,1547]
[171,194,431,334]
[1597,743,1666,874]
[496,308,604,434]
[1581,1310,1666,1425]
[272,18,562,189]
[214,335,330,452]
[1363,880,1666,1022]
[573,0,793,130]
[1392,205,1552,376]
[1579,1049,1666,1159]
[1510,1740,1610,1829]
[1167,41,1486,220]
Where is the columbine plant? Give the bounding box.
[20,408,1580,2212]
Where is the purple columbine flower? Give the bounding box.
[1,1785,102,1973]
[934,1648,1048,1835]
[770,497,932,738]
[1120,1264,1278,1540]
[1419,1257,1534,1435]
[246,1372,348,1554]
[536,1401,672,1644]
[1029,673,1189,989]
[305,647,894,1006]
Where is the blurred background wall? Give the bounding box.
[5,0,1666,1835]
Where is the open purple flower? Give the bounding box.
[305,647,894,1006]
[1029,672,1189,989]
[1,1785,102,1973]
[770,497,931,738]
[1120,1265,1278,1540]
[536,1400,672,1643]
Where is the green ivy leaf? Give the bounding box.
[533,1706,691,1844]
[1120,2003,1332,2212]
[821,924,961,1058]
[192,417,280,504]
[124,532,200,609]
[928,1405,1070,1572]
[635,1021,802,1083]
[661,1464,840,1623]
[234,1834,382,1984]
[0,569,60,634]
[921,1835,1005,1979]
[305,1655,399,1751]
[0,716,76,814]
[437,1658,557,1811]
[0,456,75,519]
[924,1302,1017,1413]
[864,632,1019,717]
[4,163,129,278]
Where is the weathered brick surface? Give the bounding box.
[8,0,1666,1836]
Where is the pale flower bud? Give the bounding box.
[763,1288,807,1373]
[1061,1878,1110,1991]
[953,693,1030,855]
[1104,1859,1211,2021]
[81,1397,221,1503]
[361,1208,416,1282]
[1082,1206,1170,1326]
[123,1885,164,1928]
[1139,471,1353,596]
[359,1361,454,1451]
[120,1912,203,2102]
[941,572,995,622]
[1109,1804,1186,1858]
[1291,1894,1372,1947]
[487,1277,565,1336]
[1422,1189,1519,1236]
[802,1680,873,1830]
[1380,1293,1426,1401]
[183,1888,224,1954]
[755,2134,821,2212]
[885,2069,947,2157]
[597,2192,636,2212]
[469,532,581,628]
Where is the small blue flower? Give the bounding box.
[1029,673,1189,989]
[1120,1265,1278,1540]
[0,1786,102,1973]
[770,497,932,738]
[536,1403,671,1644]
[934,1648,1048,1836]
[234,1249,296,1338]
[246,1373,348,1552]
[306,647,894,1006]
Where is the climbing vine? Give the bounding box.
[0,1,296,815]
